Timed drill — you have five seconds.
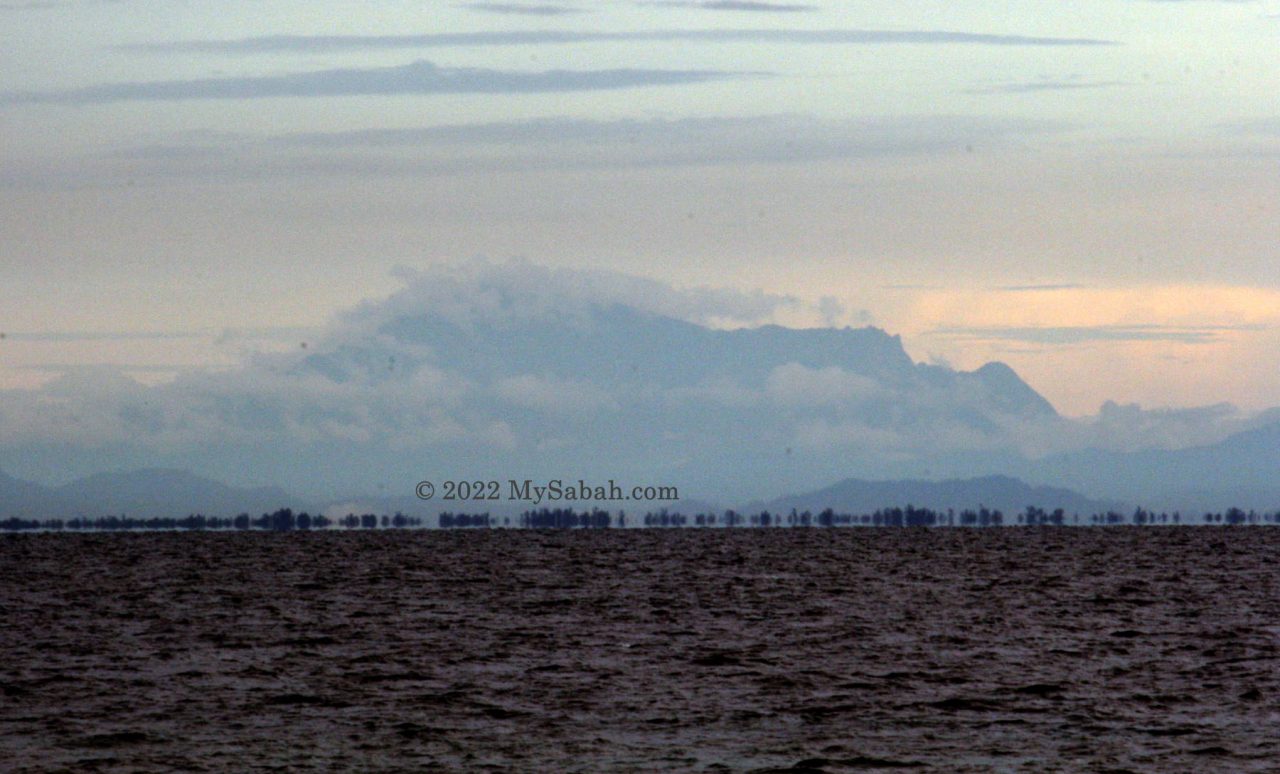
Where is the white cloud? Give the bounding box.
[494,373,617,413]
[765,363,881,407]
[353,258,801,329]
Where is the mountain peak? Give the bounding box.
[965,360,1058,417]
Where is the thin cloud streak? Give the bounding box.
[994,283,1089,292]
[462,3,583,15]
[641,1,817,11]
[7,60,746,104]
[270,114,1061,152]
[5,331,203,342]
[14,114,1060,186]
[966,80,1125,95]
[4,327,318,343]
[119,28,1118,55]
[1,113,1068,191]
[932,324,1268,345]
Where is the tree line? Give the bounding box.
[0,508,423,532]
[2,505,1276,532]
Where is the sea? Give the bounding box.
[3,526,1278,772]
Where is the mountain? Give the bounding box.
[0,468,305,521]
[279,302,1060,501]
[329,302,1056,418]
[1026,421,1280,512]
[745,475,1120,519]
[0,266,1063,506]
[0,470,74,520]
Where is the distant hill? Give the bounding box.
[1026,421,1280,512]
[0,468,305,521]
[744,475,1120,518]
[0,469,76,520]
[0,467,719,524]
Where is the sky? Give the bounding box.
[2,0,1279,417]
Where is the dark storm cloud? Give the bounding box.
[6,60,745,104]
[119,28,1118,55]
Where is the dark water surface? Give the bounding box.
[3,528,1279,772]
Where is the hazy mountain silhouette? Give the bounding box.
[0,469,76,520]
[745,474,1118,517]
[1026,421,1280,511]
[319,302,1057,419]
[5,264,1272,513]
[0,468,305,520]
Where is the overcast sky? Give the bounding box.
[2,0,1278,415]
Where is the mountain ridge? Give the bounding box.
[3,466,1120,523]
[1024,419,1280,511]
[0,467,307,520]
[744,473,1121,518]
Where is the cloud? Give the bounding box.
[1086,400,1248,451]
[493,374,617,413]
[3,331,205,342]
[993,284,1088,292]
[5,113,1064,190]
[765,363,881,407]
[277,113,1055,151]
[965,80,1124,95]
[0,327,315,344]
[361,259,801,330]
[7,60,747,104]
[120,29,1117,55]
[931,324,1267,345]
[265,113,1064,169]
[462,2,583,15]
[642,1,816,11]
[908,286,1280,337]
[816,296,846,326]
